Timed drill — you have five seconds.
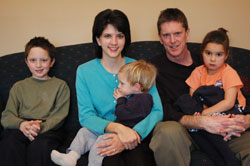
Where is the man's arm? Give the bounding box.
[179,114,246,136]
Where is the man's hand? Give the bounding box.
[231,114,250,130]
[202,115,245,136]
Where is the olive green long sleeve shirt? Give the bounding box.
[1,77,70,133]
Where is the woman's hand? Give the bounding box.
[96,133,124,156]
[105,122,140,150]
[116,124,141,150]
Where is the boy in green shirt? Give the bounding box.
[0,37,70,166]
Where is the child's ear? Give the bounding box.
[50,58,55,67]
[134,83,142,92]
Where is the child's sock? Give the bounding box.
[51,150,80,166]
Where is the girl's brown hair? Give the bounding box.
[200,28,230,56]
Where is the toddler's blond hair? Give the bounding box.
[119,60,157,92]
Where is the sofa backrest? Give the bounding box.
[0,41,249,134]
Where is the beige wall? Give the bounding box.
[1,0,250,56]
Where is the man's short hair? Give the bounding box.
[157,8,189,34]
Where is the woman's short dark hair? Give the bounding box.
[92,9,131,58]
[25,36,56,60]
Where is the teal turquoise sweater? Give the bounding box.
[76,57,163,140]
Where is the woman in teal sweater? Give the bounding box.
[51,9,163,166]
[80,9,163,166]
